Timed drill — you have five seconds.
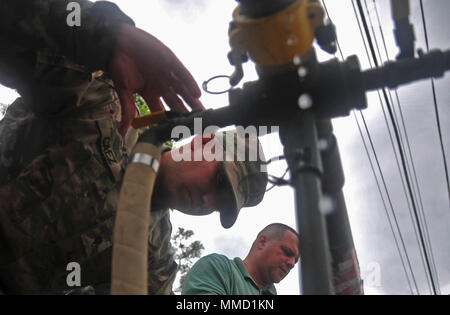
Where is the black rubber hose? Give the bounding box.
[363,49,450,90]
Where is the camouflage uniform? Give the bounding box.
[0,0,176,294]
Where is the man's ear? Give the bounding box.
[256,234,268,250]
[190,134,215,151]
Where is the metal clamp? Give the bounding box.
[131,153,160,173]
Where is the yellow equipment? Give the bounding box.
[229,0,325,67]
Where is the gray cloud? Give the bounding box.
[213,235,250,259]
[159,0,210,21]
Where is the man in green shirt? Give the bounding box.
[181,223,300,295]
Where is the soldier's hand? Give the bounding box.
[109,24,204,133]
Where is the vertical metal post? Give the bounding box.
[279,109,333,295]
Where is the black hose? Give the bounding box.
[363,49,450,90]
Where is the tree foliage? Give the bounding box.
[134,94,173,148]
[134,94,150,116]
[171,227,205,293]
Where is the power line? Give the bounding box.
[349,0,431,294]
[320,0,418,294]
[349,0,421,294]
[354,0,438,295]
[348,0,427,293]
[361,0,437,294]
[355,111,418,294]
[353,0,434,295]
[360,1,422,221]
[371,0,426,230]
[419,0,450,210]
[374,88,434,295]
[370,0,441,295]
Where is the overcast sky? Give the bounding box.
[1,0,449,295]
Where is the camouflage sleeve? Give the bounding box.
[0,0,134,72]
[147,209,178,295]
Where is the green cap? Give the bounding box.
[214,131,268,229]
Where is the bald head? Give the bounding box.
[257,223,299,241]
[250,223,300,252]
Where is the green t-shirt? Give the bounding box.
[181,254,277,295]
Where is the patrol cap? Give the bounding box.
[213,131,268,229]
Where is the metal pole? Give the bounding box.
[279,109,333,295]
[318,119,363,294]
